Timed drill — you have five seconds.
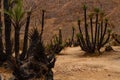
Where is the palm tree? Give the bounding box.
[5,0,25,60]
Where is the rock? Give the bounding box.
[108,74,111,76]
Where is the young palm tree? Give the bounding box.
[5,0,25,60]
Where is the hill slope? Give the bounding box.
[24,0,120,42]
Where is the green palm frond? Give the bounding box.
[5,0,25,26]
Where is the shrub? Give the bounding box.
[46,28,64,54]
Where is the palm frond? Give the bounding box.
[4,0,25,26]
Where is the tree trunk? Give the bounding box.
[15,27,20,60]
[0,0,3,54]
[59,28,62,45]
[21,12,31,60]
[71,27,75,46]
[40,10,45,40]
[4,0,12,56]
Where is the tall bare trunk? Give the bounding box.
[21,12,31,60]
[15,26,20,60]
[4,0,12,56]
[0,0,3,54]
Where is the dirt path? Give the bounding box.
[54,46,120,80]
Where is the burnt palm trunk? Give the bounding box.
[90,17,93,45]
[4,0,12,56]
[83,5,92,52]
[98,20,108,50]
[77,20,87,51]
[93,12,99,51]
[0,0,3,54]
[71,27,75,46]
[21,12,31,60]
[40,10,45,40]
[59,28,62,45]
[14,26,20,60]
[0,24,3,54]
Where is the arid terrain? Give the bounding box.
[54,46,120,80]
[0,46,120,80]
[25,0,120,42]
[0,0,120,80]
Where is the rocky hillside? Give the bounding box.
[23,0,120,42]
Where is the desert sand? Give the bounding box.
[54,46,120,80]
[0,46,120,80]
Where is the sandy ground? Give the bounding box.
[54,46,120,80]
[0,46,120,80]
